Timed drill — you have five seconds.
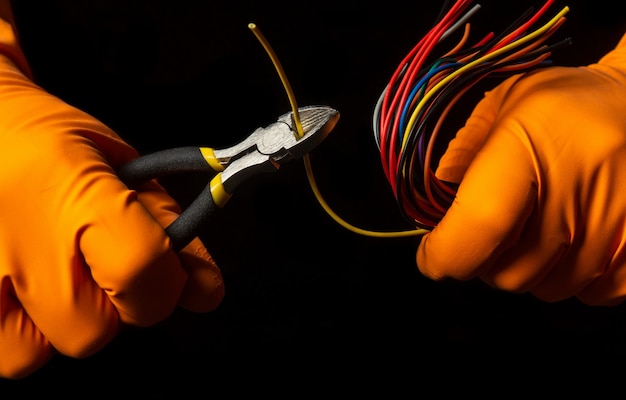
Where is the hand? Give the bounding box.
[417,33,626,306]
[0,16,224,379]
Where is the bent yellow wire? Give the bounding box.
[249,22,426,238]
[248,23,303,138]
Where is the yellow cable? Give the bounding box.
[249,22,426,238]
[304,156,428,237]
[401,6,569,149]
[248,23,303,138]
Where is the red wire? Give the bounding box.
[379,0,474,196]
[488,0,556,53]
[380,0,473,177]
[377,0,566,229]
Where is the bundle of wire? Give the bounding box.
[372,0,571,231]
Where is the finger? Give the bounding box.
[0,36,183,361]
[76,169,188,327]
[0,50,128,360]
[0,281,54,379]
[134,181,225,313]
[14,134,187,341]
[435,92,498,184]
[5,140,125,359]
[417,127,538,282]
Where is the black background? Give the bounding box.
[2,0,626,393]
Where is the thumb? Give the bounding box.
[417,126,537,282]
[435,78,520,184]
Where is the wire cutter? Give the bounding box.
[117,105,340,251]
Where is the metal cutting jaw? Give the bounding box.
[218,105,340,193]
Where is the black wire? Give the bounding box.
[379,0,572,229]
[435,0,456,28]
[393,33,572,228]
[474,6,536,58]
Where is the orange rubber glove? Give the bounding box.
[0,13,224,379]
[417,32,626,307]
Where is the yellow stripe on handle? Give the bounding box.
[200,147,224,171]
[209,174,232,208]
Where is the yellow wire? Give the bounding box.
[249,22,426,238]
[401,6,569,149]
[248,23,303,138]
[304,157,429,237]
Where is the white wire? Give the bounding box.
[371,3,482,150]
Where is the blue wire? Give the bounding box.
[397,60,461,143]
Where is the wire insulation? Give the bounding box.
[249,1,570,238]
[248,23,303,138]
[250,22,425,237]
[373,0,570,231]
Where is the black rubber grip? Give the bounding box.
[165,182,216,251]
[117,146,216,251]
[117,147,211,185]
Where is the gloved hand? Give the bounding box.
[417,32,626,307]
[0,14,224,379]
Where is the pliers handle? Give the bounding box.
[117,105,339,251]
